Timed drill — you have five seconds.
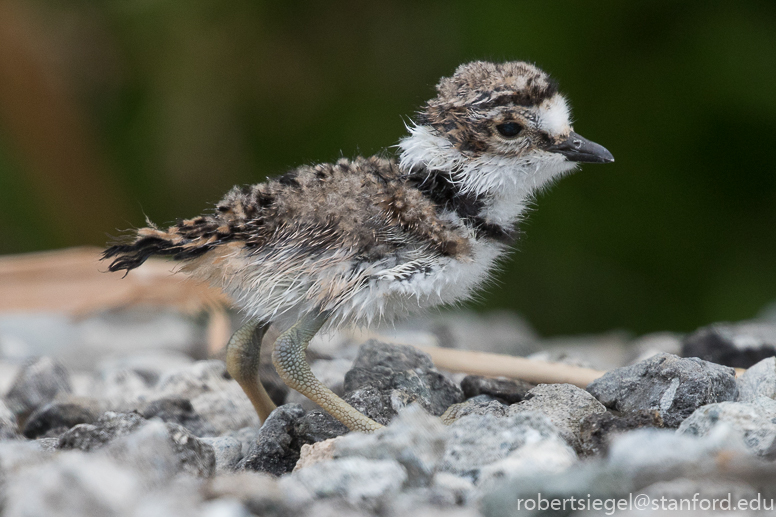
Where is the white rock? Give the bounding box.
[438,411,562,480]
[333,404,447,486]
[3,451,142,517]
[476,437,577,491]
[200,436,243,473]
[737,357,776,402]
[282,457,407,510]
[678,397,776,458]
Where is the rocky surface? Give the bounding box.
[682,322,776,368]
[578,409,664,456]
[508,383,606,453]
[587,352,738,427]
[5,356,72,420]
[459,375,533,404]
[738,356,776,402]
[342,340,464,423]
[678,397,776,459]
[2,307,776,516]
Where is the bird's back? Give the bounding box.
[105,155,474,325]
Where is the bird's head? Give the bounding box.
[400,61,613,197]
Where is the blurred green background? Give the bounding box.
[0,0,774,336]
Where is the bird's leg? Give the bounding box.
[272,310,384,433]
[225,319,277,422]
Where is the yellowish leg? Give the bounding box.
[272,310,384,433]
[225,320,277,422]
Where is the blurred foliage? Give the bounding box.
[0,0,774,336]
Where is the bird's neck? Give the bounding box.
[399,124,567,234]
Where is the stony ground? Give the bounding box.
[1,308,776,516]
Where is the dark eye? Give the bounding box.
[495,122,523,138]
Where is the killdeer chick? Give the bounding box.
[104,61,613,433]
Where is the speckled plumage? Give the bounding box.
[105,60,612,330]
[105,60,614,432]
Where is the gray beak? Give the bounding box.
[547,131,614,163]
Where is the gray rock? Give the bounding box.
[23,401,97,439]
[4,356,71,419]
[204,471,287,516]
[142,397,217,437]
[738,356,776,402]
[238,403,305,476]
[225,426,262,457]
[294,409,349,446]
[682,322,776,368]
[342,385,392,425]
[2,451,144,517]
[0,361,21,397]
[578,409,664,456]
[606,426,754,488]
[627,331,683,364]
[678,397,776,459]
[86,367,151,411]
[299,499,374,517]
[343,341,463,423]
[58,411,146,451]
[508,383,606,453]
[200,498,254,517]
[95,350,195,387]
[438,411,562,481]
[460,375,533,404]
[162,421,217,477]
[587,353,738,427]
[0,399,20,440]
[190,384,261,435]
[156,360,234,399]
[429,472,476,506]
[104,419,216,479]
[200,436,243,473]
[333,404,448,487]
[282,457,407,510]
[350,339,435,373]
[440,395,508,424]
[476,437,577,492]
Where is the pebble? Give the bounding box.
[440,395,509,424]
[678,397,776,459]
[438,411,562,481]
[200,436,243,473]
[682,322,776,368]
[142,396,218,437]
[282,457,407,510]
[22,401,97,439]
[737,356,776,402]
[4,356,72,420]
[578,409,664,456]
[58,411,146,452]
[508,383,606,453]
[237,403,305,476]
[459,375,533,404]
[333,404,448,487]
[587,353,738,427]
[342,340,463,423]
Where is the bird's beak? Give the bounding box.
[547,131,614,163]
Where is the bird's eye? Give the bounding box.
[495,122,523,138]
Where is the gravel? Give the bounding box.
[587,352,738,427]
[3,308,776,515]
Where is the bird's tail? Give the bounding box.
[103,216,221,274]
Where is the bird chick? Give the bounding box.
[104,61,614,433]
